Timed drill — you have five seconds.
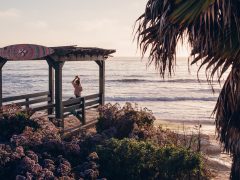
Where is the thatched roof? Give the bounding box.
[0,44,116,61]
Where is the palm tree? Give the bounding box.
[135,0,240,179]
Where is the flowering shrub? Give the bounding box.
[97,138,203,180]
[96,103,156,139]
[0,106,102,179]
[0,105,39,141]
[0,104,210,179]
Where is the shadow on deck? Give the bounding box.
[31,108,99,136]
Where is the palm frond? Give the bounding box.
[136,1,240,178]
[135,0,240,81]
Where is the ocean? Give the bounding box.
[2,57,227,124]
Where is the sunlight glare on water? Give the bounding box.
[2,57,228,123]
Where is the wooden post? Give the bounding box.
[26,98,30,109]
[48,65,54,115]
[55,62,64,128]
[99,61,105,105]
[0,59,6,114]
[82,98,86,125]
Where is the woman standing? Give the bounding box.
[72,75,83,98]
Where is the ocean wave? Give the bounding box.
[106,96,217,102]
[107,79,147,83]
[107,78,224,84]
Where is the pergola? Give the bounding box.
[0,44,115,131]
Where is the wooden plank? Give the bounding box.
[63,112,72,118]
[63,97,82,106]
[85,104,99,110]
[85,100,100,107]
[99,60,105,105]
[49,54,106,62]
[48,64,54,115]
[15,97,51,106]
[31,103,55,112]
[48,111,80,118]
[54,62,64,127]
[3,91,49,102]
[84,94,100,101]
[64,104,82,113]
[75,108,83,113]
[0,44,54,60]
[0,59,7,109]
[81,98,86,124]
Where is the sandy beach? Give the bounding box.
[156,120,231,180]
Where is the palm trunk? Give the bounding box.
[231,155,240,179]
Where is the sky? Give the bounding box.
[0,0,189,57]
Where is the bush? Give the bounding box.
[0,105,39,141]
[0,105,210,179]
[97,138,204,180]
[0,105,103,179]
[96,103,156,139]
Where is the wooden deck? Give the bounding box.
[2,91,102,135]
[31,108,99,135]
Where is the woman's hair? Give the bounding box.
[75,79,80,85]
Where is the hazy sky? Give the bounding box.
[0,0,189,57]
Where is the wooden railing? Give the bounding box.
[84,93,101,109]
[62,93,101,125]
[63,97,85,124]
[2,92,102,133]
[2,91,54,112]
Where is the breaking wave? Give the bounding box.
[106,96,217,102]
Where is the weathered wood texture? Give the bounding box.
[62,94,101,125]
[49,65,54,114]
[0,44,116,61]
[99,61,105,105]
[3,91,49,103]
[51,46,115,57]
[54,62,64,127]
[0,60,6,108]
[0,44,54,60]
[2,91,54,112]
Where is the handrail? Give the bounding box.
[3,91,49,103]
[84,93,100,101]
[85,99,100,107]
[63,97,83,106]
[2,91,54,112]
[17,97,51,106]
[64,104,83,113]
[63,97,85,124]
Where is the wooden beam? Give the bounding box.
[50,54,106,62]
[84,93,100,100]
[82,98,86,124]
[0,59,7,111]
[3,91,49,102]
[55,61,65,128]
[63,97,82,106]
[99,60,105,105]
[48,64,54,115]
[95,60,102,67]
[46,57,58,69]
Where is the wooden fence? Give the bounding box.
[2,92,101,128]
[2,91,54,112]
[62,93,101,125]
